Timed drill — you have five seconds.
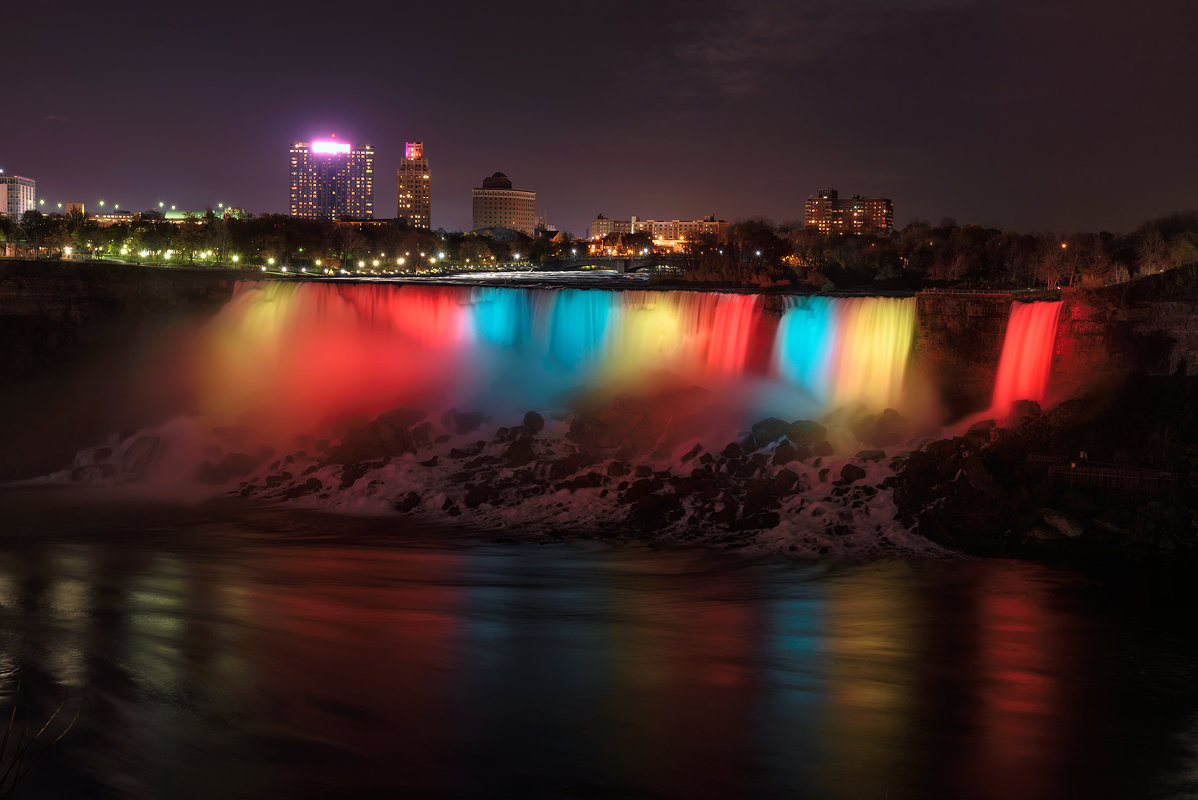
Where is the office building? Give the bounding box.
[395,142,431,229]
[472,172,536,236]
[804,188,893,234]
[289,137,374,219]
[0,174,36,219]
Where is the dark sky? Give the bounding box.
[5,0,1195,235]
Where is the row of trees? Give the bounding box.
[4,206,1197,289]
[671,212,1198,289]
[0,210,578,270]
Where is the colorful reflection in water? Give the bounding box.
[0,494,1185,799]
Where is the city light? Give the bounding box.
[312,140,351,155]
[268,257,275,265]
[232,255,240,262]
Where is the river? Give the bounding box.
[1,486,1195,799]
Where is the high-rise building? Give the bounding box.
[0,174,36,219]
[804,188,893,234]
[289,137,374,219]
[395,142,431,229]
[472,172,536,236]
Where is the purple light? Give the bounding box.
[312,140,351,155]
[405,142,423,159]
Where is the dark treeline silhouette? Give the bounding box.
[3,208,1197,288]
[672,212,1198,289]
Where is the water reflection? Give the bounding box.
[0,493,1190,798]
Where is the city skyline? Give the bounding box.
[4,1,1196,236]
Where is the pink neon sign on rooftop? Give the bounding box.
[311,139,352,155]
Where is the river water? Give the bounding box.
[1,486,1197,799]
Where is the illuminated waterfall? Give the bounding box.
[195,282,920,442]
[990,301,1062,414]
[772,296,917,411]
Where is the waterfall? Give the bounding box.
[990,301,1063,414]
[196,283,919,443]
[772,296,916,412]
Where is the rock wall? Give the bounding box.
[913,292,1014,418]
[0,259,241,377]
[0,260,243,479]
[914,269,1198,419]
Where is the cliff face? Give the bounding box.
[0,260,243,479]
[0,260,241,377]
[915,275,1198,419]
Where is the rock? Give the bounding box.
[449,440,486,459]
[634,464,654,478]
[772,440,798,465]
[338,462,370,489]
[1009,399,1042,428]
[1040,510,1083,539]
[775,467,800,493]
[840,463,867,484]
[522,411,545,434]
[420,456,439,467]
[121,436,168,479]
[283,478,324,499]
[751,417,791,447]
[853,408,910,447]
[628,492,685,527]
[504,435,537,466]
[814,440,834,457]
[721,442,743,459]
[787,420,827,447]
[607,460,630,477]
[965,419,997,447]
[409,421,434,448]
[464,484,492,509]
[961,454,1000,496]
[548,455,584,480]
[70,463,115,482]
[379,408,426,430]
[395,491,421,512]
[855,449,886,462]
[680,443,703,463]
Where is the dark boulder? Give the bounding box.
[787,420,827,447]
[121,436,168,479]
[751,417,791,447]
[504,435,537,466]
[840,463,867,484]
[522,411,545,434]
[395,491,422,512]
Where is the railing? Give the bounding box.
[1035,458,1179,493]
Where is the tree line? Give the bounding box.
[3,207,1197,289]
[669,212,1198,289]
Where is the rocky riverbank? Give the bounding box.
[895,374,1198,558]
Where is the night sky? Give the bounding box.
[5,0,1195,235]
